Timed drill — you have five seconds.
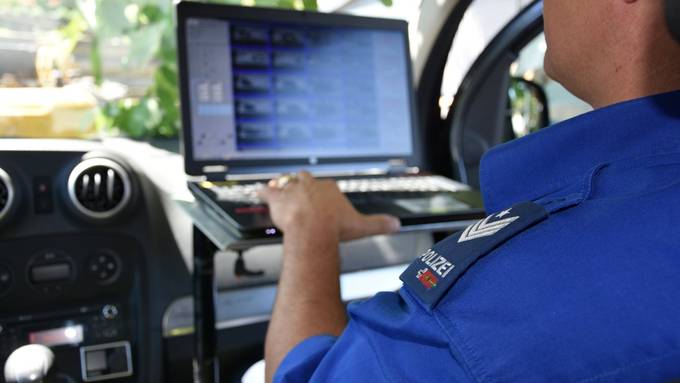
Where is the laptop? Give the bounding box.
[176,1,485,239]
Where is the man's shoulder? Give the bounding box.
[340,153,680,382]
[424,163,680,382]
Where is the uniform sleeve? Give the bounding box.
[274,335,338,382]
[274,326,386,383]
[274,289,474,382]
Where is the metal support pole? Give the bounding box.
[192,226,219,383]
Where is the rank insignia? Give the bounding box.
[401,201,549,310]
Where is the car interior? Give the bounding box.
[0,0,678,382]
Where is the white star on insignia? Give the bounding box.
[496,208,512,218]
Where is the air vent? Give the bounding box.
[67,158,132,220]
[0,168,14,221]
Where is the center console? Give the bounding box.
[0,143,154,383]
[0,234,141,382]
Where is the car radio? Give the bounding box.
[0,303,134,382]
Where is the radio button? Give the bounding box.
[87,251,120,283]
[101,305,119,320]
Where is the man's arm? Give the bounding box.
[259,172,400,382]
[264,228,346,382]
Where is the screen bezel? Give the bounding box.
[176,1,423,177]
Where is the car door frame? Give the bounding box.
[415,0,545,187]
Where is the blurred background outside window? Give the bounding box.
[0,0,588,144]
[509,32,591,127]
[0,0,346,141]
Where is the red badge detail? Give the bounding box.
[417,268,438,290]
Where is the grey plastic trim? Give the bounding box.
[162,263,410,338]
[67,158,132,220]
[0,167,14,222]
[449,0,544,185]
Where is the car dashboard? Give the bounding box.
[0,141,156,382]
[0,138,431,382]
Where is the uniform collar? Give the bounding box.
[479,90,680,214]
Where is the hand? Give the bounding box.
[258,171,401,241]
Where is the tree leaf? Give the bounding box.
[139,4,165,24]
[274,0,296,9]
[302,0,318,10]
[125,22,165,67]
[137,0,173,14]
[380,0,393,6]
[211,0,242,5]
[59,9,88,53]
[94,0,131,37]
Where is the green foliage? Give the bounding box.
[74,0,324,138]
[50,0,390,139]
[507,77,545,139]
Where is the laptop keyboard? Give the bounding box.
[207,176,465,204]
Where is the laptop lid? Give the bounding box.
[176,1,422,178]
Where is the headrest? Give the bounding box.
[667,0,680,43]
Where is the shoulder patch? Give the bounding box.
[400,201,548,310]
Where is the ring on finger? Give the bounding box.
[274,173,298,189]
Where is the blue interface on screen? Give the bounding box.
[186,17,414,161]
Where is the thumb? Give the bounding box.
[347,214,401,240]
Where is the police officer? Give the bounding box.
[258,0,680,381]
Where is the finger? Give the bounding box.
[320,179,341,191]
[347,214,401,240]
[257,186,282,203]
[297,171,314,184]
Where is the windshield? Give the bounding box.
[0,0,399,142]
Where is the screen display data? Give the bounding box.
[186,17,414,162]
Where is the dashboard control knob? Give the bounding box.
[102,304,119,320]
[88,250,120,284]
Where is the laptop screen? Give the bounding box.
[178,3,418,175]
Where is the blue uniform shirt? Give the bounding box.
[275,90,680,382]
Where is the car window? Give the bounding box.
[440,0,591,127]
[507,32,592,138]
[0,0,396,142]
[440,0,534,118]
[1,1,177,140]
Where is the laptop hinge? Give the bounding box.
[195,161,416,181]
[201,165,229,181]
